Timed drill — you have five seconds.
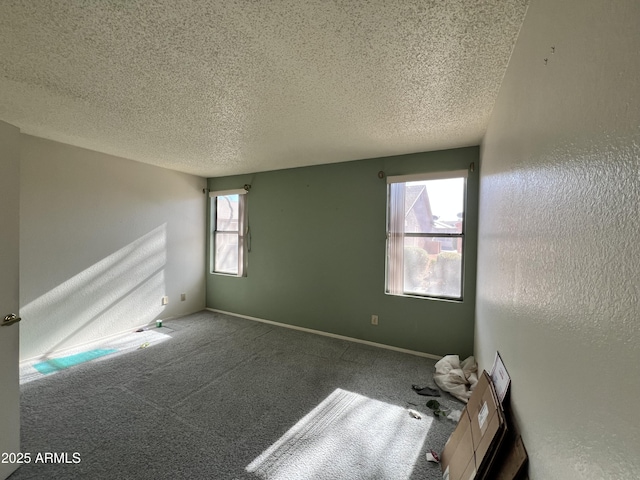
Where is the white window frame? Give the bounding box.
[385,170,468,300]
[210,189,248,277]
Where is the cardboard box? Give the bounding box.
[441,371,507,480]
[441,409,474,480]
[472,372,507,477]
[485,398,529,480]
[492,435,528,480]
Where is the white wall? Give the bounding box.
[477,1,640,479]
[19,135,207,361]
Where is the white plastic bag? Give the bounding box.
[433,355,478,403]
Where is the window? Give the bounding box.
[386,170,467,300]
[211,190,248,276]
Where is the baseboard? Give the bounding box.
[19,308,204,365]
[206,308,442,360]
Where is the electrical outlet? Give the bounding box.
[180,293,186,301]
[371,315,379,326]
[161,296,169,306]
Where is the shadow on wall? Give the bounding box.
[20,225,168,361]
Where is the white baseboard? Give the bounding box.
[206,308,442,360]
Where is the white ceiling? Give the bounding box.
[0,1,528,178]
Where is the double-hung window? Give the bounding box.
[210,189,248,276]
[386,170,467,300]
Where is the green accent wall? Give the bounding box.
[207,147,478,357]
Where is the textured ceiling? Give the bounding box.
[0,1,528,177]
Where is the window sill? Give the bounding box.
[210,271,243,278]
[385,291,463,303]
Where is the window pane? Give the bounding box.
[404,178,464,234]
[216,194,240,232]
[403,239,462,298]
[214,233,238,274]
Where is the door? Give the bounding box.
[0,121,21,480]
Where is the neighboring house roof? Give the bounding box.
[405,185,433,233]
[405,184,460,234]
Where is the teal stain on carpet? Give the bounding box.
[34,349,118,374]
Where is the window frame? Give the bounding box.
[210,189,248,277]
[385,170,468,301]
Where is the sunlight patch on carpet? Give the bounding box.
[33,349,117,374]
[247,388,432,480]
[21,328,173,384]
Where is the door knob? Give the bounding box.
[1,314,21,326]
